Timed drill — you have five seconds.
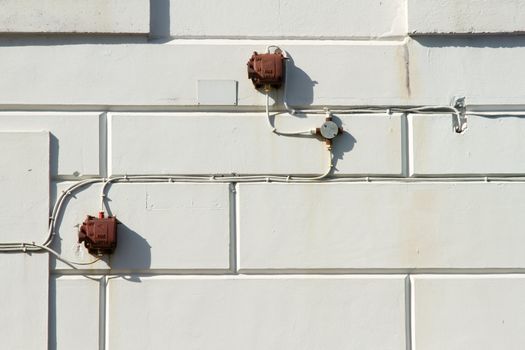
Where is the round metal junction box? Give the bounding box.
[319,120,340,139]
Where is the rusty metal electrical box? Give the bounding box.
[78,212,118,255]
[247,51,284,89]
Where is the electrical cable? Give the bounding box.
[265,45,465,122]
[7,158,525,257]
[265,90,315,136]
[3,45,525,259]
[33,243,101,266]
[0,178,103,262]
[465,111,525,117]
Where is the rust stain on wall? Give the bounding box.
[403,41,412,98]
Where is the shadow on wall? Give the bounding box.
[150,0,170,39]
[270,54,357,170]
[109,223,152,270]
[48,184,80,260]
[49,133,59,177]
[414,35,525,48]
[331,115,357,171]
[280,55,318,109]
[48,192,151,270]
[48,277,59,350]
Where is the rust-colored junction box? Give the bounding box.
[247,51,285,89]
[78,212,118,255]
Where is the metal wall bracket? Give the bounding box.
[452,96,467,133]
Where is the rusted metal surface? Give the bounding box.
[78,212,118,255]
[247,51,284,89]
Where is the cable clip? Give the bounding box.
[452,97,467,133]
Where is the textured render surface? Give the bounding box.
[238,183,525,270]
[408,37,525,105]
[0,254,48,350]
[108,276,407,350]
[109,113,326,175]
[3,1,525,349]
[109,113,402,176]
[49,276,100,350]
[171,0,406,38]
[412,275,525,350]
[0,131,49,242]
[408,0,525,35]
[51,182,230,271]
[197,80,238,105]
[0,43,407,106]
[0,0,149,34]
[412,114,525,175]
[334,114,403,175]
[3,39,525,106]
[0,112,100,176]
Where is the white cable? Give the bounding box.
[0,178,101,252]
[281,49,299,116]
[466,111,525,116]
[2,44,524,255]
[270,45,525,121]
[33,243,101,266]
[290,147,333,181]
[265,45,281,54]
[0,242,100,267]
[265,91,315,136]
[104,156,333,184]
[100,178,107,212]
[267,45,470,120]
[265,45,297,115]
[265,91,275,132]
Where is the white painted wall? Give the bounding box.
[1,1,525,349]
[0,0,149,34]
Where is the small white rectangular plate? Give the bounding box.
[197,80,238,105]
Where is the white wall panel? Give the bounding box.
[109,113,402,176]
[3,1,525,349]
[171,0,406,38]
[0,42,407,106]
[0,131,49,243]
[49,276,100,350]
[108,276,407,350]
[412,275,525,350]
[3,40,524,106]
[0,0,149,34]
[334,114,403,175]
[408,37,525,105]
[238,183,525,270]
[51,182,230,271]
[0,254,48,350]
[408,0,525,35]
[0,112,100,176]
[412,114,525,175]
